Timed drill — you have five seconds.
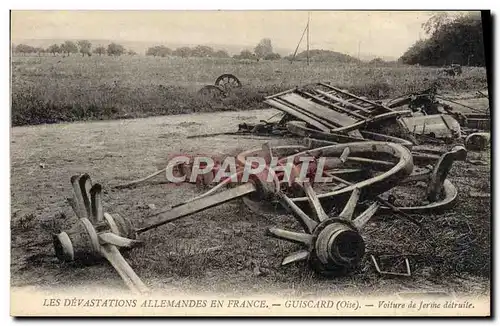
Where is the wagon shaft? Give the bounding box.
[137,182,258,233]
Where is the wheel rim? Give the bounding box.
[198,85,225,99]
[215,74,242,91]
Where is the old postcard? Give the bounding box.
[10,10,491,317]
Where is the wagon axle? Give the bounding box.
[53,173,276,292]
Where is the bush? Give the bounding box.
[264,53,281,60]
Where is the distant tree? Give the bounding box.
[35,47,46,56]
[158,46,171,57]
[14,44,24,54]
[213,49,230,58]
[77,40,92,56]
[146,45,171,57]
[422,12,454,36]
[60,41,78,56]
[369,57,385,65]
[254,38,273,59]
[233,49,256,60]
[15,44,36,56]
[146,46,158,56]
[264,53,281,60]
[192,45,214,57]
[107,43,125,56]
[47,44,61,56]
[127,49,137,56]
[172,46,192,58]
[401,12,485,66]
[93,46,106,56]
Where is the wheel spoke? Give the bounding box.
[98,232,142,248]
[277,192,317,233]
[70,175,87,218]
[302,182,329,222]
[78,174,93,218]
[339,188,360,220]
[324,172,352,186]
[90,184,104,222]
[327,168,364,175]
[262,142,273,164]
[353,202,380,229]
[282,250,309,265]
[267,227,312,246]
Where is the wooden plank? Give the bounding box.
[298,90,368,120]
[319,82,393,113]
[315,89,374,114]
[137,182,257,233]
[331,110,411,133]
[264,99,331,132]
[273,97,340,129]
[265,87,297,100]
[281,93,359,127]
[313,89,374,110]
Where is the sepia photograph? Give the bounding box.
[9,9,492,317]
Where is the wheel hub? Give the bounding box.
[309,219,365,275]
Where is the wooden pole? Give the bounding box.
[291,21,309,64]
[307,12,310,65]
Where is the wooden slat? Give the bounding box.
[319,82,393,113]
[273,97,340,129]
[264,99,331,132]
[265,87,297,100]
[313,89,374,110]
[315,89,374,114]
[298,90,368,120]
[281,93,359,127]
[331,110,411,133]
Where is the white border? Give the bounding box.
[2,2,498,325]
[3,1,499,10]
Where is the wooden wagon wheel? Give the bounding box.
[237,142,465,217]
[236,141,414,216]
[236,142,412,275]
[198,85,226,99]
[214,74,242,91]
[268,184,379,276]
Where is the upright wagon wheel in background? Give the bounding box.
[197,84,226,99]
[215,74,242,91]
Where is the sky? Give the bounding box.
[10,10,469,58]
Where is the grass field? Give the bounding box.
[11,55,488,126]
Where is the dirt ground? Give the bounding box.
[10,97,491,297]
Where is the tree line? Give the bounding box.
[14,37,363,63]
[146,38,281,60]
[12,40,137,57]
[400,12,485,66]
[12,38,282,60]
